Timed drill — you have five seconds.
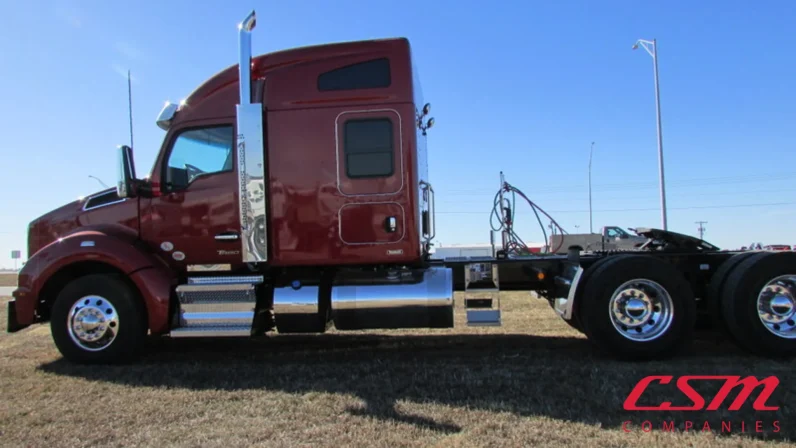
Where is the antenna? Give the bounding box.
[128,69,134,148]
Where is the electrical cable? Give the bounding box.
[490,178,569,255]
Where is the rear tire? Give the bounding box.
[705,252,758,335]
[564,255,633,334]
[721,252,796,357]
[580,255,696,360]
[50,274,147,364]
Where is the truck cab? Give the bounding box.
[9,11,448,363]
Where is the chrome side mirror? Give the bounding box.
[116,145,138,198]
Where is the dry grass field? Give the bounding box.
[1,291,795,447]
[0,273,17,287]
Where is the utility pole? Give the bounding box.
[633,39,668,230]
[589,141,594,234]
[128,70,134,148]
[695,221,707,240]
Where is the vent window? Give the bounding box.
[84,190,122,210]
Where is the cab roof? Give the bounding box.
[182,38,410,108]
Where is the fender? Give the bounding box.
[13,229,175,334]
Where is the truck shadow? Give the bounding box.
[39,332,795,441]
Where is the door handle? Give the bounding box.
[384,216,397,233]
[215,232,239,241]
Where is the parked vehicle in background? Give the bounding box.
[548,226,648,254]
[764,244,792,251]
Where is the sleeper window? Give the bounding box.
[344,119,394,179]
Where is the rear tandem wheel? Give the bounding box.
[720,251,796,358]
[577,254,697,360]
[704,251,759,335]
[552,254,632,334]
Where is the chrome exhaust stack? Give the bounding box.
[331,267,454,330]
[238,11,256,104]
[235,10,268,263]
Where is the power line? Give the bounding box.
[436,172,793,196]
[437,201,796,215]
[436,186,796,204]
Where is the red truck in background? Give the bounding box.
[8,11,796,365]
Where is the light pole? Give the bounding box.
[589,141,594,234]
[88,175,109,189]
[633,38,668,230]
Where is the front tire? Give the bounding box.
[50,274,147,364]
[579,255,696,360]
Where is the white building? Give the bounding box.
[430,244,495,260]
[430,241,547,260]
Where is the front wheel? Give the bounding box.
[50,274,147,364]
[579,255,696,360]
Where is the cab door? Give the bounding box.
[142,122,241,269]
[336,110,405,246]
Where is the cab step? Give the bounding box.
[170,325,252,338]
[464,263,502,327]
[169,276,263,338]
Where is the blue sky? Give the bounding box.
[1,0,795,267]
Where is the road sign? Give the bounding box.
[11,250,21,259]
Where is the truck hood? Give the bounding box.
[28,189,140,258]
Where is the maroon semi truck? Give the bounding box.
[8,11,796,364]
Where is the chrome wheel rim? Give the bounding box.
[67,295,120,351]
[757,275,796,339]
[609,279,674,342]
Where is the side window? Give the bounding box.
[344,118,394,179]
[318,58,391,91]
[606,227,619,238]
[165,125,234,191]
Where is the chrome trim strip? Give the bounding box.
[215,234,240,241]
[185,276,264,285]
[337,201,406,246]
[334,108,404,197]
[177,283,256,294]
